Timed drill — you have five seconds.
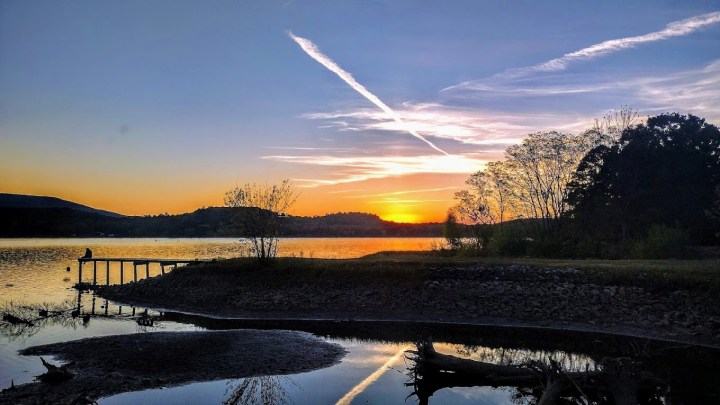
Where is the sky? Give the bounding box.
[1,1,719,222]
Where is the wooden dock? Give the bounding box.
[77,257,214,286]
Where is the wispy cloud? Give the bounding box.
[345,186,459,199]
[263,153,484,186]
[368,198,447,204]
[262,146,355,151]
[445,11,720,91]
[303,103,592,146]
[632,60,720,118]
[284,23,720,191]
[288,31,450,155]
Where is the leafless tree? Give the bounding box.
[504,131,591,231]
[590,105,639,143]
[224,180,299,261]
[456,131,598,234]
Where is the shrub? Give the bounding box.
[632,224,691,259]
[487,230,528,256]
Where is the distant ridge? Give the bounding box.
[0,205,441,238]
[0,193,124,218]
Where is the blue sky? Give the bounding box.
[1,1,719,220]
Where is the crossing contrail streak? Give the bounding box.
[443,11,720,91]
[289,31,449,155]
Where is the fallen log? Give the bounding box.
[406,339,667,405]
[408,338,540,381]
[406,339,545,404]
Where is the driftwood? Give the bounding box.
[37,357,74,383]
[406,339,666,405]
[1,380,16,393]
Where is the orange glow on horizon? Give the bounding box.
[2,172,466,223]
[379,212,421,223]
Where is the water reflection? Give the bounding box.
[2,238,719,403]
[406,339,716,405]
[224,376,297,405]
[0,237,441,306]
[0,291,164,340]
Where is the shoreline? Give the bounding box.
[98,255,720,348]
[102,296,720,349]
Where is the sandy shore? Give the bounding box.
[0,330,345,404]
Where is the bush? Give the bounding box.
[487,230,528,256]
[631,224,691,259]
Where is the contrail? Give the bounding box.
[444,11,720,91]
[288,31,449,155]
[335,346,409,405]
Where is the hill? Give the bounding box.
[0,206,441,238]
[0,193,123,218]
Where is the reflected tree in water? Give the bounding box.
[0,294,163,339]
[223,376,298,405]
[1,299,83,340]
[456,344,595,373]
[407,339,669,405]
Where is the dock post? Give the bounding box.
[145,263,150,279]
[161,264,165,275]
[93,261,97,285]
[78,261,83,285]
[106,260,110,285]
[120,262,124,285]
[133,263,138,282]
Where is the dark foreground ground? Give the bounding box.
[0,330,345,404]
[99,252,720,347]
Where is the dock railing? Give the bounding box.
[77,257,214,286]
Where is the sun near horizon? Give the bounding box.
[1,2,718,225]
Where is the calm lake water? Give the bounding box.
[1,238,719,404]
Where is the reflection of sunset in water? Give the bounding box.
[335,345,410,405]
[0,238,441,305]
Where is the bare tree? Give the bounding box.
[224,180,298,261]
[456,130,597,236]
[590,105,639,143]
[504,132,590,231]
[452,162,512,249]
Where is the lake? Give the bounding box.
[1,238,718,404]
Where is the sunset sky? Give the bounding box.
[1,1,719,222]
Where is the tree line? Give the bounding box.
[0,207,441,239]
[447,109,720,258]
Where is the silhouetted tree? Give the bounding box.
[442,211,463,250]
[224,180,299,261]
[567,113,720,245]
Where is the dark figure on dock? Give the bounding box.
[82,248,92,259]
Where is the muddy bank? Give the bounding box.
[99,259,720,346]
[0,330,345,404]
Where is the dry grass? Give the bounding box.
[176,251,720,294]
